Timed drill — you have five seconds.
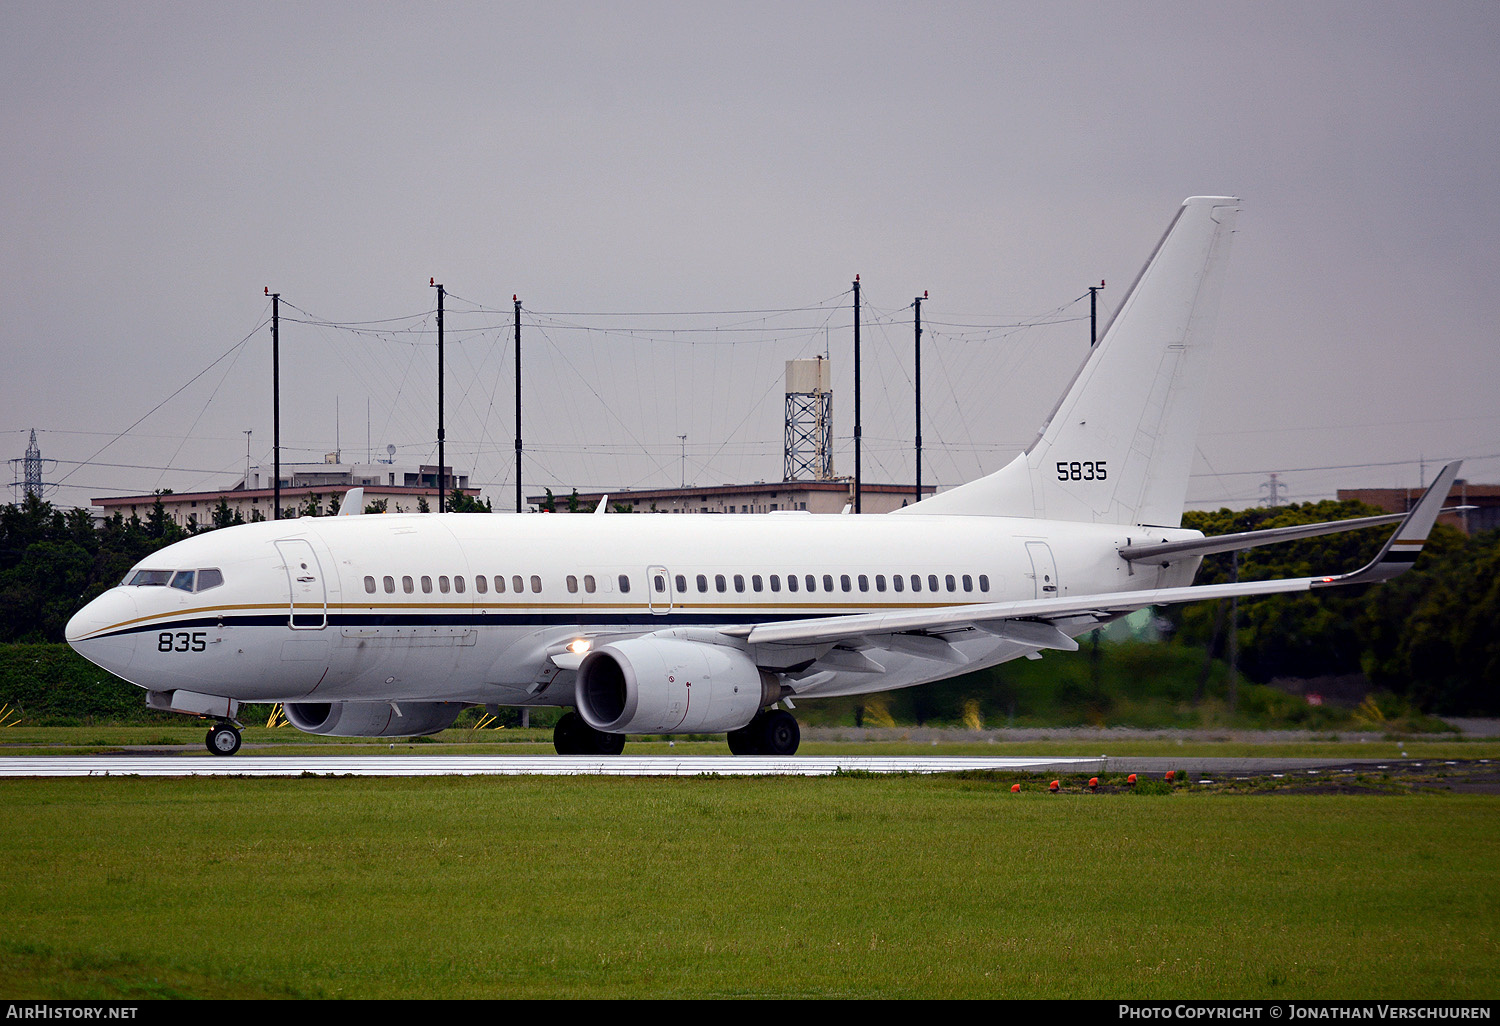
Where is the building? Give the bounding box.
[529,480,935,515]
[94,457,478,529]
[1338,478,1500,536]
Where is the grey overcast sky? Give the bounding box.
[3,1,1498,511]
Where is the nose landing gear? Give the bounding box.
[206,722,242,756]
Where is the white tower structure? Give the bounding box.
[783,357,833,481]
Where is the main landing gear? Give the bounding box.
[553,711,627,756]
[727,709,801,756]
[205,721,241,756]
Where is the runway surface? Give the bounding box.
[0,754,1106,777]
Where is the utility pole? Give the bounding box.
[431,280,445,512]
[679,434,688,488]
[913,291,926,505]
[853,275,861,513]
[1229,550,1240,713]
[266,288,281,519]
[243,430,252,488]
[1088,280,1105,345]
[515,296,523,513]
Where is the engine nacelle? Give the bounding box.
[575,638,780,734]
[283,701,465,737]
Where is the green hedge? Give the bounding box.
[0,643,180,725]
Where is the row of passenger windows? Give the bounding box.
[654,572,990,596]
[362,571,991,598]
[363,574,633,596]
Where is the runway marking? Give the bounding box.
[0,755,1102,778]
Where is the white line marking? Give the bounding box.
[0,755,1101,778]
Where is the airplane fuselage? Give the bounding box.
[66,511,1202,713]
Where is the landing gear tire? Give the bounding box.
[759,709,800,756]
[728,710,800,756]
[726,723,761,755]
[206,723,241,756]
[553,711,626,755]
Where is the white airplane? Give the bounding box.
[66,197,1459,756]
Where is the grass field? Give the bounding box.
[2,772,1497,999]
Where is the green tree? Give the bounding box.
[1360,529,1500,714]
[446,491,492,513]
[1166,500,1392,681]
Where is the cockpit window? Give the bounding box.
[128,568,224,591]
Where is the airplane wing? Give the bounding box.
[721,461,1460,653]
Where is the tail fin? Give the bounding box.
[897,196,1239,527]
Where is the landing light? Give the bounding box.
[569,638,591,656]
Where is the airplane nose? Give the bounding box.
[66,588,140,680]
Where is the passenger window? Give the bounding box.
[197,569,224,591]
[422,576,433,594]
[653,574,665,593]
[786,575,798,593]
[805,575,816,592]
[892,574,903,592]
[170,570,196,592]
[617,574,630,593]
[513,576,524,594]
[823,575,834,592]
[928,575,939,592]
[495,576,507,594]
[733,574,745,593]
[530,575,542,593]
[475,575,487,594]
[403,576,415,594]
[962,575,972,592]
[715,574,727,593]
[383,576,395,594]
[697,574,708,593]
[455,576,466,594]
[364,576,376,594]
[979,575,990,593]
[567,575,579,594]
[858,574,869,592]
[585,575,596,594]
[911,575,922,592]
[752,575,763,592]
[946,575,956,592]
[439,576,451,594]
[875,575,886,592]
[675,574,686,592]
[769,575,780,593]
[840,575,851,592]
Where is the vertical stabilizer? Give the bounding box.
[896,196,1239,526]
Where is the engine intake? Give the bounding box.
[283,701,464,737]
[575,638,780,734]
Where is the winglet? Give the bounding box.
[1312,461,1460,588]
[338,487,365,515]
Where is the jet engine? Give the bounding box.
[283,701,464,737]
[575,638,780,734]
